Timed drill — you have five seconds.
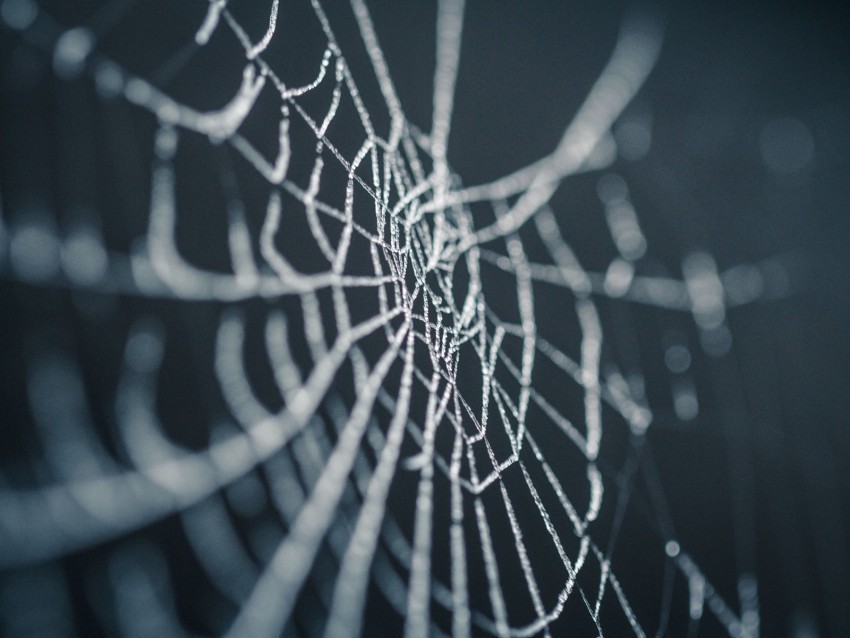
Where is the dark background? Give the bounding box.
[1,0,849,636]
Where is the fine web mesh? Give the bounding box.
[0,0,801,636]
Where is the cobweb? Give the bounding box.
[0,0,799,636]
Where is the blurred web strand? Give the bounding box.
[0,0,770,636]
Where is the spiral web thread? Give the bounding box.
[0,0,783,636]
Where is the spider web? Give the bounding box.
[0,0,792,636]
